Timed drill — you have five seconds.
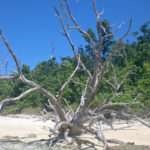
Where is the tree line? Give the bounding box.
[0,22,149,114]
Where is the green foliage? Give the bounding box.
[0,22,150,114]
[136,62,150,106]
[0,80,14,99]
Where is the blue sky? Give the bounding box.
[0,0,150,72]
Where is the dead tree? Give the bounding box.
[0,0,149,149]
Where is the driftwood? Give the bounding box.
[0,0,149,149]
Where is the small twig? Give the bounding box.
[55,7,92,79]
[58,56,81,100]
[75,77,90,114]
[97,121,108,150]
[0,30,21,74]
[120,18,132,40]
[64,0,95,46]
[134,116,150,128]
[63,98,74,113]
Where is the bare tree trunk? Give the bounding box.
[0,1,149,149]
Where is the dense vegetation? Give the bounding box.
[0,22,149,114]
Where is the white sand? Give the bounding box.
[104,121,150,145]
[0,115,55,142]
[0,115,150,145]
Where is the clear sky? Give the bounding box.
[0,0,150,71]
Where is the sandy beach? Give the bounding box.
[0,114,150,145]
[0,115,55,142]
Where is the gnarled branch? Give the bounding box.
[0,30,21,74]
[0,87,39,111]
